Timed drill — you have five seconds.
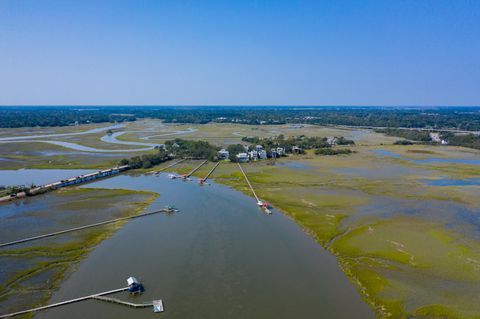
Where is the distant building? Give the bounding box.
[218,149,230,160]
[327,137,337,145]
[255,145,264,152]
[258,149,267,159]
[249,150,258,160]
[429,132,441,143]
[292,146,301,153]
[276,147,285,156]
[236,153,249,162]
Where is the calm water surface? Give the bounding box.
[373,149,480,165]
[423,178,480,187]
[30,173,373,319]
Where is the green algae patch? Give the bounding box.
[0,187,158,317]
[331,217,480,318]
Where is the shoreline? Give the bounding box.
[0,188,159,317]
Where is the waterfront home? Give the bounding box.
[276,147,285,156]
[327,137,337,145]
[258,149,267,159]
[292,146,301,153]
[236,153,249,162]
[249,150,258,160]
[218,149,230,160]
[255,145,264,152]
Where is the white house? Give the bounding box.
[249,150,258,160]
[127,276,138,286]
[276,147,285,156]
[218,149,230,160]
[258,149,267,159]
[327,137,337,146]
[236,153,249,162]
[429,132,441,143]
[255,145,264,152]
[292,146,301,153]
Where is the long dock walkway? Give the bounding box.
[0,209,174,248]
[237,163,260,202]
[0,287,129,318]
[200,162,220,183]
[0,165,129,204]
[153,158,186,174]
[186,160,208,178]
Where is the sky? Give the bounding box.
[0,0,479,106]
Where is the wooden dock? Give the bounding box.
[0,165,130,204]
[153,158,186,174]
[237,163,272,214]
[0,209,175,248]
[200,162,220,183]
[186,160,208,178]
[92,295,153,308]
[237,163,260,202]
[0,287,129,318]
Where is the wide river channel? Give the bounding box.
[1,170,374,318]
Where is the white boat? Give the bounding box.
[168,174,177,179]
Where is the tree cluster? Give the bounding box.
[119,149,171,169]
[165,139,219,161]
[314,148,353,156]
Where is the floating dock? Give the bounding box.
[0,208,177,248]
[199,162,220,184]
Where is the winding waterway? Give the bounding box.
[26,173,373,318]
[0,125,200,153]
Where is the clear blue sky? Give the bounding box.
[0,0,479,106]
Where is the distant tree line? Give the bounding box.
[377,128,480,150]
[440,132,480,150]
[1,106,479,131]
[315,148,354,156]
[241,135,354,150]
[118,138,220,168]
[0,107,136,128]
[165,139,219,161]
[119,149,171,169]
[376,129,432,142]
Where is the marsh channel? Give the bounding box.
[0,169,373,319]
